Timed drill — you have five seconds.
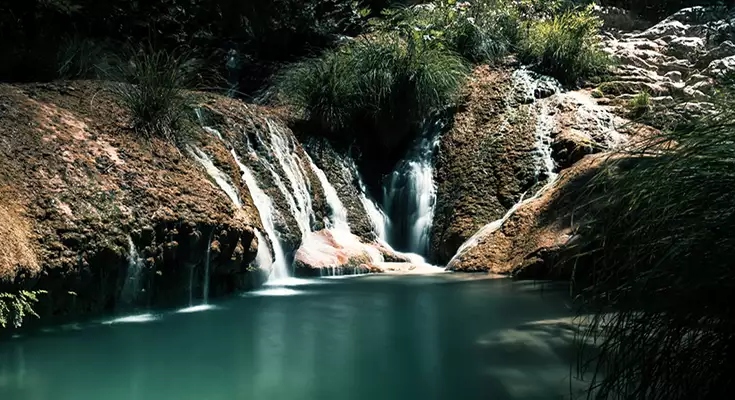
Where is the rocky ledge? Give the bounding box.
[0,81,273,325]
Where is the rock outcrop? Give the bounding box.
[0,81,269,323]
[431,66,629,265]
[598,6,735,120]
[431,67,541,264]
[447,156,604,276]
[293,230,376,276]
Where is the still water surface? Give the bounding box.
[0,274,585,400]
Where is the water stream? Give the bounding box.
[382,120,444,256]
[120,236,143,306]
[232,150,290,282]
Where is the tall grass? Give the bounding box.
[566,99,735,399]
[268,35,468,135]
[107,47,201,142]
[519,6,610,85]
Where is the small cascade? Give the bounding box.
[311,165,350,232]
[340,155,389,241]
[202,229,214,304]
[512,68,561,182]
[231,150,290,281]
[448,70,562,264]
[264,120,315,235]
[189,145,242,208]
[121,236,144,305]
[195,107,225,141]
[382,120,444,256]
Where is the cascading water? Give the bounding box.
[189,145,242,208]
[382,120,444,256]
[339,155,388,241]
[264,120,315,235]
[121,236,143,305]
[448,70,562,265]
[202,229,214,304]
[311,165,350,232]
[231,150,290,282]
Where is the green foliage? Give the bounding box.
[107,47,199,141]
[268,35,468,136]
[519,5,611,85]
[626,90,651,118]
[370,0,523,64]
[566,100,735,399]
[0,290,47,329]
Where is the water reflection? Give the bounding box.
[0,276,578,400]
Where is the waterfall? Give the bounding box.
[189,145,242,208]
[339,155,388,241]
[202,229,214,304]
[512,68,560,182]
[382,120,444,256]
[121,236,143,305]
[231,150,290,281]
[311,165,350,232]
[448,71,561,265]
[264,120,315,235]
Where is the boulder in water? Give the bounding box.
[293,230,378,276]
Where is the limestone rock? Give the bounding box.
[665,70,682,82]
[293,229,378,275]
[666,37,705,60]
[705,55,735,78]
[431,67,541,264]
[0,81,267,323]
[698,41,735,68]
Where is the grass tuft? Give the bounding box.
[267,35,468,136]
[565,97,735,399]
[106,47,200,142]
[519,5,611,85]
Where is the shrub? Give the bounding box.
[519,5,611,85]
[371,0,523,64]
[107,47,200,142]
[626,90,651,118]
[0,290,46,329]
[268,35,468,136]
[566,102,735,399]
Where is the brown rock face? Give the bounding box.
[0,81,272,324]
[304,139,376,242]
[431,66,541,265]
[447,155,606,278]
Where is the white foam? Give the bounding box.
[176,304,219,314]
[247,287,307,297]
[103,313,160,324]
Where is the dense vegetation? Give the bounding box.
[269,0,610,151]
[565,88,735,399]
[0,0,392,93]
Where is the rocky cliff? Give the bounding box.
[445,5,733,278]
[0,81,271,323]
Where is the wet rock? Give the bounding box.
[432,67,540,264]
[447,156,604,277]
[293,230,377,276]
[0,82,266,326]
